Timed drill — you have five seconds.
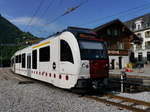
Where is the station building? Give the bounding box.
[93,19,141,69]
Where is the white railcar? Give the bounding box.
[11,27,109,89]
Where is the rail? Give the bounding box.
[85,94,150,112]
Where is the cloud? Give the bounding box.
[10,17,45,27]
[10,16,65,30]
[9,16,66,37]
[36,22,65,37]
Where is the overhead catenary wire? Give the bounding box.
[39,0,55,19]
[94,4,150,27]
[24,0,45,31]
[45,1,87,26]
[119,5,150,20]
[77,1,150,27]
[38,0,88,35]
[59,0,63,6]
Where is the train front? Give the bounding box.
[75,32,109,89]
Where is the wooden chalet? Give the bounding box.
[93,19,141,69]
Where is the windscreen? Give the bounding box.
[79,40,107,60]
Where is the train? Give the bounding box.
[11,27,109,89]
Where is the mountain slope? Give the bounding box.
[0,14,41,67]
[0,14,39,44]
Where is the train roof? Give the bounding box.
[12,27,97,56]
[32,27,97,45]
[66,26,96,34]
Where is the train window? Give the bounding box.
[60,40,74,63]
[15,56,17,63]
[32,50,37,69]
[79,40,107,60]
[13,58,14,64]
[19,54,21,63]
[39,46,50,62]
[22,53,26,68]
[15,55,19,63]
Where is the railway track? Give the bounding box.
[85,94,150,112]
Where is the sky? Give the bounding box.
[0,0,150,38]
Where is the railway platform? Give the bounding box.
[109,64,150,90]
[109,64,150,78]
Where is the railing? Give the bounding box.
[108,49,128,55]
[135,47,143,50]
[145,45,150,49]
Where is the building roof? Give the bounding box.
[125,13,150,32]
[93,19,142,44]
[94,19,122,31]
[125,13,150,24]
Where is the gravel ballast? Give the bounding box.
[0,79,130,112]
[1,68,149,112]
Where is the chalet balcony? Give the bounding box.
[108,49,129,55]
[135,47,143,50]
[145,45,150,49]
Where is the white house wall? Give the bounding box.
[134,29,150,61]
[109,55,129,69]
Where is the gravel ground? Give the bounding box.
[0,68,132,112]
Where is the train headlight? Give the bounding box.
[82,63,86,68]
[82,63,89,69]
[105,64,108,67]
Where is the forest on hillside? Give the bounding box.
[0,14,41,67]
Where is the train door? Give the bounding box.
[27,53,31,77]
[59,39,75,74]
[51,38,59,82]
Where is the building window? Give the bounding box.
[138,52,143,61]
[106,41,111,49]
[136,44,142,50]
[131,24,135,30]
[60,40,74,63]
[114,29,118,36]
[145,31,150,38]
[146,23,150,28]
[137,25,141,30]
[107,29,111,35]
[22,53,26,68]
[147,52,150,61]
[32,50,37,69]
[107,28,120,37]
[117,41,124,49]
[137,33,141,38]
[145,41,150,49]
[39,46,50,62]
